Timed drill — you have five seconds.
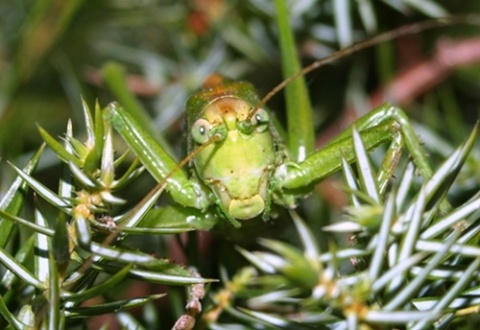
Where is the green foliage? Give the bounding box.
[204,127,480,329]
[0,100,214,329]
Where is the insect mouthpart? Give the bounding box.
[229,194,265,220]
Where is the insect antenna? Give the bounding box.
[246,15,480,121]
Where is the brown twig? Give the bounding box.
[371,37,480,108]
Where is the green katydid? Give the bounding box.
[103,13,478,229]
[105,86,428,229]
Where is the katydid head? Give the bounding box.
[186,79,279,220]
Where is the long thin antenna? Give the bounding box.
[247,15,480,119]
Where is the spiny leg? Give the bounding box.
[275,104,435,198]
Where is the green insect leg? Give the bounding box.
[275,104,434,196]
[104,103,211,210]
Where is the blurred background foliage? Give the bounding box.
[2,0,480,167]
[1,0,480,328]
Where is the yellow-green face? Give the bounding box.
[190,97,277,220]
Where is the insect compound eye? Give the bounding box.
[251,108,269,132]
[191,118,212,144]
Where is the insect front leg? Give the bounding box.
[275,104,436,198]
